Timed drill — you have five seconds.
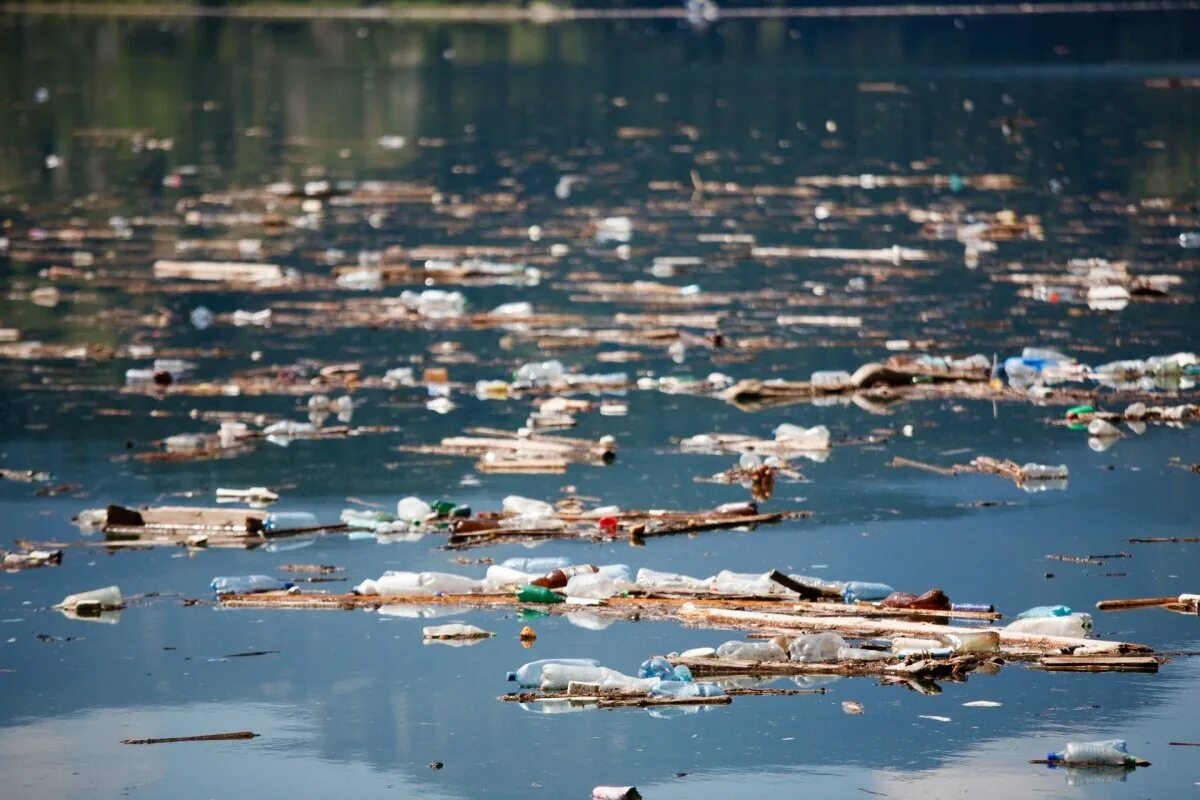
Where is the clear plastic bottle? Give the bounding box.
[1005,613,1092,637]
[789,633,846,663]
[539,664,653,692]
[842,581,896,603]
[507,658,601,687]
[716,640,788,662]
[563,573,622,599]
[1049,739,1132,766]
[56,585,123,610]
[502,556,572,573]
[710,571,780,595]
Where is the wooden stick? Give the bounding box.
[1095,597,1179,610]
[1037,655,1159,672]
[122,731,259,745]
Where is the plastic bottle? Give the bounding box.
[485,565,540,588]
[1048,739,1133,766]
[842,581,896,603]
[679,647,716,659]
[716,501,758,515]
[539,664,650,692]
[635,568,709,593]
[649,681,725,698]
[1005,613,1092,637]
[211,575,293,595]
[1179,232,1200,249]
[1021,464,1069,480]
[710,570,783,596]
[891,637,944,653]
[507,658,602,687]
[264,511,317,532]
[563,573,622,599]
[516,585,565,604]
[502,557,571,573]
[1087,419,1122,438]
[789,633,846,663]
[715,640,788,662]
[773,423,831,449]
[502,495,556,517]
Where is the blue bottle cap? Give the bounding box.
[505,671,517,682]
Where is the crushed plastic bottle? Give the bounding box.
[56,585,123,610]
[396,496,433,523]
[836,646,893,661]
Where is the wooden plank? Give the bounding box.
[1038,655,1159,672]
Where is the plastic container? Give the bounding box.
[56,585,122,610]
[507,658,601,687]
[716,640,788,662]
[532,564,599,589]
[1087,419,1122,438]
[638,656,683,680]
[789,632,846,663]
[211,575,292,595]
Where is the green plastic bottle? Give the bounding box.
[516,585,564,604]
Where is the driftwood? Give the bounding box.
[98,504,345,549]
[400,427,615,471]
[122,731,259,745]
[672,654,980,680]
[1036,655,1160,672]
[673,604,1151,656]
[889,455,1059,487]
[500,691,731,709]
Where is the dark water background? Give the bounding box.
[1,11,1199,799]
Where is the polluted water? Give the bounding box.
[1,8,1200,800]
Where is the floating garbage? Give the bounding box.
[56,585,122,612]
[422,623,495,641]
